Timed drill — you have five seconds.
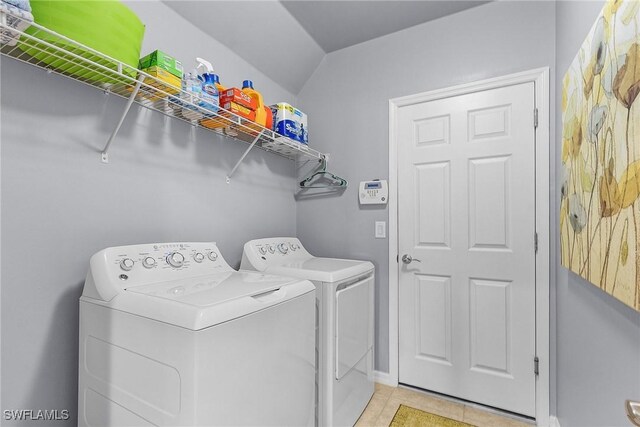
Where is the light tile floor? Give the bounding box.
[355,383,535,427]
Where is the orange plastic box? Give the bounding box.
[222,101,256,121]
[220,88,257,110]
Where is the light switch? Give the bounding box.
[375,221,386,239]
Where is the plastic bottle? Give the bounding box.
[200,73,232,133]
[242,80,267,127]
[196,58,219,114]
[212,74,225,93]
[264,104,273,130]
[181,69,203,121]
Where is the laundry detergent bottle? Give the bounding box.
[242,80,268,127]
[212,74,225,93]
[196,58,219,114]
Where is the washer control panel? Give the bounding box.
[252,239,303,258]
[242,237,312,270]
[91,242,232,289]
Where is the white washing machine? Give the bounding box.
[241,238,374,427]
[78,242,316,427]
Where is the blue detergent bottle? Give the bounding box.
[196,57,219,115]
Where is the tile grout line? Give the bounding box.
[375,390,394,424]
[357,386,395,426]
[375,389,406,426]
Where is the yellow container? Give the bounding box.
[242,80,267,127]
[139,66,181,101]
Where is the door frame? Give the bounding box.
[387,68,550,425]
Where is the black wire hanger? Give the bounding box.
[299,156,348,189]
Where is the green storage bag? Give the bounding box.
[19,0,145,84]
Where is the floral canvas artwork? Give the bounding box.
[561,0,640,311]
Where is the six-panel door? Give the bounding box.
[397,82,537,417]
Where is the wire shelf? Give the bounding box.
[0,11,324,162]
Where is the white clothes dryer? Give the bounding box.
[241,238,374,427]
[78,242,316,427]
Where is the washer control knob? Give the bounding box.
[268,245,276,254]
[277,243,289,254]
[194,252,205,263]
[289,242,297,251]
[208,251,218,261]
[259,246,268,255]
[166,252,185,268]
[142,257,156,269]
[120,258,134,271]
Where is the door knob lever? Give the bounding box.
[401,254,421,264]
[627,400,640,426]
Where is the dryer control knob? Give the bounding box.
[259,247,268,255]
[268,245,276,254]
[277,243,289,254]
[208,251,218,261]
[166,252,185,268]
[289,242,297,251]
[194,252,205,263]
[142,257,156,269]
[120,258,134,271]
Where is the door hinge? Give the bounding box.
[534,108,539,129]
[534,356,540,376]
[534,232,538,254]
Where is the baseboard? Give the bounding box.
[549,415,561,427]
[373,370,397,387]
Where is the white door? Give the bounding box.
[397,82,537,417]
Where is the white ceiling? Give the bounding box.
[165,1,489,94]
[164,1,325,95]
[281,1,490,53]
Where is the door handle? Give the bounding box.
[627,400,640,426]
[401,254,421,264]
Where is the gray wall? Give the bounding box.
[4,1,640,426]
[296,0,556,376]
[555,2,640,426]
[0,2,298,425]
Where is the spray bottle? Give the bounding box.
[196,58,219,114]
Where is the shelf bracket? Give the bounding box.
[225,130,264,183]
[101,73,145,163]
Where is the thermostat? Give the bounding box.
[359,180,388,205]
